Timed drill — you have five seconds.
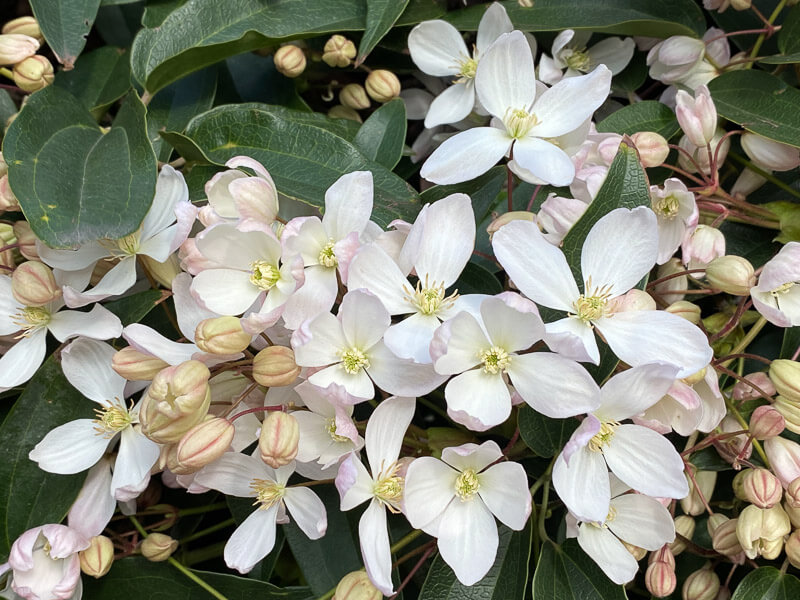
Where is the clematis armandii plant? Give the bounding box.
[538,29,635,85]
[492,206,713,377]
[420,30,611,186]
[750,241,800,327]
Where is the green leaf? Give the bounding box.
[689,446,734,472]
[758,51,800,64]
[162,104,419,227]
[29,0,101,69]
[223,53,308,111]
[780,327,800,359]
[0,91,16,143]
[4,87,157,248]
[719,220,780,268]
[763,201,800,243]
[518,405,579,458]
[445,0,704,37]
[82,556,312,599]
[596,100,680,139]
[420,523,532,600]
[610,52,647,95]
[532,540,627,600]
[358,0,410,64]
[708,70,800,149]
[53,46,132,118]
[454,261,503,295]
[353,99,407,170]
[731,567,800,600]
[779,4,800,55]
[0,355,93,562]
[396,0,446,26]
[104,289,165,325]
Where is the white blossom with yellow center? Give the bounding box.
[538,28,635,86]
[649,178,698,265]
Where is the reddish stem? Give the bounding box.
[229,405,284,422]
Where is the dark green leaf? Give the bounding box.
[419,523,532,600]
[532,540,627,600]
[53,46,132,118]
[454,261,503,295]
[711,0,780,54]
[162,104,419,227]
[758,51,800,64]
[4,87,157,248]
[30,0,101,68]
[518,405,579,458]
[780,327,800,359]
[0,355,92,562]
[718,220,780,268]
[395,0,446,26]
[779,4,800,55]
[142,0,186,27]
[708,70,800,149]
[0,91,16,143]
[100,0,140,4]
[610,52,647,95]
[353,99,407,170]
[763,201,800,243]
[223,53,308,111]
[731,567,800,600]
[94,1,145,48]
[446,0,704,37]
[358,0,410,64]
[82,556,312,599]
[104,289,165,325]
[597,100,680,139]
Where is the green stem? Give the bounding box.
[748,0,787,63]
[726,396,770,468]
[0,67,13,81]
[182,541,227,567]
[538,478,552,546]
[180,518,236,544]
[177,502,228,516]
[416,395,450,421]
[720,316,767,369]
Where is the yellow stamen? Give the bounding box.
[478,346,512,375]
[250,478,285,509]
[318,240,338,268]
[403,274,459,316]
[249,260,281,290]
[340,348,370,375]
[454,468,480,501]
[587,421,620,452]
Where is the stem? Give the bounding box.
[224,382,261,417]
[0,67,13,81]
[506,160,514,213]
[390,529,424,554]
[709,297,751,343]
[180,518,236,544]
[719,316,768,369]
[725,395,770,467]
[748,0,786,62]
[229,404,284,422]
[538,478,552,546]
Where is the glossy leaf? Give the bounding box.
[358,0,410,64]
[518,406,579,458]
[353,99,407,170]
[4,87,157,248]
[597,100,680,140]
[759,52,800,64]
[53,46,132,118]
[104,289,166,326]
[779,4,800,55]
[0,356,92,562]
[532,540,627,600]
[781,327,800,359]
[731,567,800,600]
[454,261,503,295]
[764,201,800,243]
[30,0,101,68]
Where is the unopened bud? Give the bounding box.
[195,316,252,355]
[2,17,42,42]
[322,35,356,68]
[13,221,37,261]
[139,254,181,289]
[734,372,775,401]
[706,513,729,537]
[786,530,800,568]
[11,261,60,306]
[787,477,800,509]
[274,45,306,78]
[714,415,752,466]
[176,416,234,470]
[666,300,702,324]
[622,540,647,561]
[731,0,752,9]
[750,406,785,440]
[736,504,791,559]
[333,570,382,600]
[681,468,716,516]
[327,104,362,123]
[675,85,717,148]
[741,132,800,171]
[0,174,20,211]
[79,535,114,578]
[683,568,720,600]
[774,396,800,434]
[742,468,782,508]
[112,347,169,381]
[339,83,370,110]
[259,411,299,468]
[13,55,53,92]
[705,255,755,295]
[631,131,669,167]
[769,360,800,403]
[682,225,725,273]
[649,545,676,568]
[765,436,800,487]
[487,211,535,238]
[0,223,15,269]
[365,69,401,103]
[670,515,695,555]
[712,518,743,558]
[253,346,301,387]
[0,33,39,65]
[656,259,689,304]
[785,501,800,528]
[646,560,676,597]
[140,533,178,562]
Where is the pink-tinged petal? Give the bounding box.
[384,312,441,363]
[577,524,639,585]
[367,341,448,397]
[752,288,792,327]
[543,317,601,364]
[528,66,611,138]
[475,2,514,54]
[0,329,46,388]
[445,369,511,431]
[62,258,137,308]
[333,231,361,283]
[437,497,498,586]
[757,242,800,291]
[0,276,23,335]
[431,311,487,374]
[366,396,415,475]
[561,414,601,465]
[195,453,266,497]
[309,364,374,400]
[61,338,125,403]
[347,244,414,315]
[478,461,531,529]
[607,493,674,551]
[492,220,579,312]
[511,137,575,187]
[172,272,218,341]
[441,440,503,473]
[408,20,467,77]
[47,304,122,342]
[171,201,198,254]
[37,240,107,271]
[421,127,512,185]
[337,453,375,510]
[281,266,338,330]
[284,487,327,540]
[191,269,261,316]
[29,419,109,474]
[323,171,373,242]
[404,457,458,529]
[595,310,712,378]
[282,216,326,264]
[340,290,390,351]
[68,458,115,538]
[476,31,536,120]
[110,427,160,494]
[597,363,680,422]
[424,82,475,129]
[603,424,688,500]
[224,505,279,574]
[359,499,394,596]
[139,225,179,262]
[580,207,658,296]
[123,323,198,365]
[588,37,635,75]
[552,447,610,522]
[230,176,278,224]
[482,297,544,352]
[509,352,600,418]
[414,193,475,287]
[226,156,274,181]
[140,165,188,239]
[196,224,280,268]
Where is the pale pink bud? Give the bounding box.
[765,436,800,487]
[0,174,20,211]
[631,131,670,167]
[682,225,725,272]
[253,346,301,387]
[597,135,623,165]
[675,85,717,148]
[786,530,800,569]
[736,504,790,559]
[666,300,702,324]
[487,210,535,238]
[769,360,800,403]
[734,372,776,401]
[681,468,716,516]
[646,36,705,84]
[785,501,800,528]
[741,132,800,171]
[195,316,252,355]
[365,69,401,103]
[339,83,370,110]
[13,221,38,261]
[787,477,800,509]
[731,0,752,9]
[714,415,751,466]
[333,570,382,600]
[705,255,755,295]
[140,533,178,562]
[649,545,676,568]
[13,55,53,92]
[646,560,677,597]
[176,417,234,471]
[773,396,800,434]
[112,347,169,381]
[622,541,647,561]
[670,515,695,555]
[677,129,730,175]
[749,405,785,440]
[0,33,39,65]
[79,535,114,578]
[608,288,657,313]
[741,468,782,508]
[259,411,299,468]
[683,568,720,600]
[274,45,306,78]
[2,17,42,42]
[0,223,15,270]
[706,513,729,538]
[535,195,587,243]
[11,261,60,306]
[711,518,743,558]
[322,35,356,68]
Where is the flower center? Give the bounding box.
[503,107,540,139]
[250,478,285,509]
[326,418,350,443]
[373,460,404,511]
[340,348,370,375]
[454,468,480,501]
[100,231,141,259]
[587,421,620,452]
[572,278,613,322]
[92,402,133,438]
[563,48,591,71]
[771,281,796,296]
[458,57,478,80]
[249,260,281,290]
[403,275,459,316]
[318,240,338,268]
[12,306,51,337]
[652,193,681,219]
[479,346,512,375]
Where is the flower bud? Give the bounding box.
[13,55,53,92]
[774,396,800,434]
[736,504,791,559]
[140,361,212,443]
[339,83,370,110]
[536,195,587,243]
[13,221,38,261]
[741,132,800,171]
[139,254,181,289]
[665,300,702,324]
[195,316,252,355]
[365,69,401,103]
[649,545,676,568]
[731,0,752,9]
[79,536,114,578]
[787,477,800,509]
[487,211,536,238]
[645,560,676,597]
[322,35,356,68]
[765,436,800,487]
[259,411,299,468]
[140,533,178,562]
[327,104,362,122]
[734,372,775,401]
[11,261,60,306]
[670,515,695,555]
[176,416,234,471]
[712,518,743,558]
[786,530,800,568]
[769,360,800,403]
[678,129,730,176]
[112,347,169,381]
[715,415,752,465]
[785,501,800,528]
[675,85,717,148]
[622,541,647,561]
[706,513,729,537]
[274,45,306,78]
[0,174,20,211]
[681,468,716,516]
[252,346,301,387]
[2,17,42,42]
[631,131,670,167]
[333,570,382,600]
[0,223,16,270]
[683,568,720,600]
[682,225,725,273]
[704,255,755,295]
[749,405,785,440]
[741,468,782,508]
[0,33,39,65]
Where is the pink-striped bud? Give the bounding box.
[683,568,720,600]
[786,530,800,569]
[770,360,800,403]
[11,261,60,306]
[195,316,252,355]
[333,570,382,600]
[749,405,785,440]
[681,468,716,516]
[112,347,169,381]
[259,411,299,468]
[140,533,178,562]
[2,17,42,41]
[711,518,744,559]
[705,255,755,295]
[79,536,114,578]
[176,417,234,471]
[13,221,38,261]
[140,361,211,443]
[631,131,670,167]
[0,33,39,65]
[675,85,717,148]
[670,515,695,555]
[734,372,775,401]
[645,558,676,597]
[666,300,702,324]
[787,477,800,509]
[741,468,782,508]
[253,346,301,387]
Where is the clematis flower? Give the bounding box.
[403,440,531,586]
[492,206,712,377]
[649,178,698,265]
[751,242,800,327]
[539,29,634,85]
[420,31,611,186]
[201,156,278,226]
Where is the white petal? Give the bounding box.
[337,453,375,511]
[191,269,261,316]
[481,295,544,352]
[424,82,475,129]
[67,458,115,538]
[404,457,458,529]
[476,31,536,120]
[597,363,680,422]
[61,338,125,403]
[29,419,109,474]
[552,447,610,523]
[478,461,531,530]
[587,37,635,75]
[543,317,600,364]
[437,498,498,586]
[47,304,122,342]
[281,266,338,331]
[359,500,394,596]
[138,225,178,262]
[37,240,107,271]
[414,193,475,287]
[340,290,390,351]
[224,505,279,574]
[384,312,441,363]
[0,329,46,388]
[110,427,160,494]
[475,2,514,55]
[431,311,487,375]
[283,487,327,540]
[0,276,23,335]
[445,369,511,431]
[323,171,374,241]
[172,272,218,341]
[366,396,415,476]
[577,524,639,585]
[408,20,467,77]
[194,453,266,497]
[293,312,348,367]
[140,165,188,239]
[367,341,448,397]
[123,323,197,365]
[421,127,512,185]
[511,137,575,187]
[196,224,279,269]
[347,244,413,315]
[441,440,503,473]
[63,258,137,308]
[230,176,278,224]
[309,364,374,400]
[607,493,674,551]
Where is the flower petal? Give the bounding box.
[404,457,458,530]
[421,127,512,185]
[63,258,137,308]
[597,363,680,422]
[191,269,261,316]
[68,458,116,538]
[323,171,374,241]
[478,461,531,530]
[414,193,475,287]
[476,30,536,120]
[194,453,266,497]
[437,497,498,586]
[577,523,639,585]
[441,440,503,473]
[224,505,279,574]
[366,396,415,476]
[29,419,109,474]
[61,338,125,403]
[0,329,47,389]
[340,290,390,351]
[140,165,188,239]
[445,369,511,431]
[543,317,600,364]
[607,493,674,551]
[408,20,468,77]
[284,487,327,540]
[384,312,442,364]
[511,137,575,187]
[552,447,610,523]
[424,82,475,129]
[47,304,122,342]
[347,244,414,315]
[475,2,514,55]
[359,499,394,596]
[110,427,161,494]
[367,341,448,397]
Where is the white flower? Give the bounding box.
[202,156,278,225]
[649,178,698,265]
[420,31,611,186]
[492,206,713,377]
[403,440,531,586]
[751,242,800,327]
[539,29,634,85]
